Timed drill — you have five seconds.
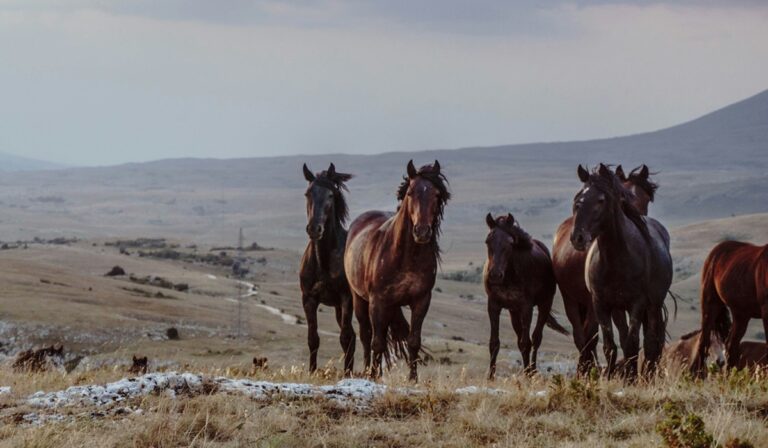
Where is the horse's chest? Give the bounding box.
[381,272,432,302]
[487,285,529,308]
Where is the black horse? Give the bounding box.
[570,164,673,379]
[299,163,356,374]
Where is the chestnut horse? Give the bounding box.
[345,160,449,381]
[299,163,356,374]
[691,240,768,375]
[553,164,658,373]
[484,213,569,379]
[571,164,673,379]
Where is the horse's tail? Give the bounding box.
[667,290,680,321]
[700,248,732,344]
[546,312,570,336]
[383,308,409,368]
[384,307,430,369]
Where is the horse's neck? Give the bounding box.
[310,216,344,272]
[597,207,633,264]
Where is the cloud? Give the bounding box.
[0,1,766,165]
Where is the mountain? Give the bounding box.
[0,89,765,262]
[0,152,63,171]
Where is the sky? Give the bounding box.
[0,1,766,166]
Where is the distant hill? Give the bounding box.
[0,89,765,261]
[0,152,62,171]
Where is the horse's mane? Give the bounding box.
[396,163,451,236]
[494,215,533,251]
[627,166,659,202]
[309,170,352,226]
[586,166,651,242]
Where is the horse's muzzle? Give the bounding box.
[413,224,432,244]
[570,230,590,251]
[306,223,324,240]
[488,270,504,285]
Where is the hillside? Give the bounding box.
[0,90,765,264]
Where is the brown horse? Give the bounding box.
[553,164,658,373]
[299,163,356,374]
[484,213,569,379]
[344,160,449,381]
[571,164,673,379]
[691,240,768,375]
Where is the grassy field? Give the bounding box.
[0,213,766,447]
[1,363,767,447]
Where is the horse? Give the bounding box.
[570,163,673,379]
[299,163,356,374]
[691,240,768,375]
[661,329,724,372]
[553,164,659,373]
[484,213,569,379]
[344,160,449,381]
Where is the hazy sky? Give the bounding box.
[1,1,766,166]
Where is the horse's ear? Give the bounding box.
[598,163,611,177]
[615,165,625,181]
[407,160,417,179]
[433,160,441,173]
[303,164,315,182]
[486,213,496,229]
[577,165,589,182]
[507,213,515,225]
[327,163,336,177]
[639,164,649,178]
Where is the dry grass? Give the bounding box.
[1,364,767,447]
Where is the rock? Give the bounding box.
[105,266,126,277]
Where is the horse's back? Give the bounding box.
[347,210,393,243]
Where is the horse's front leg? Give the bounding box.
[642,304,665,378]
[337,294,357,376]
[621,301,644,381]
[487,299,502,380]
[369,300,393,379]
[353,293,372,373]
[407,293,432,382]
[302,295,320,373]
[593,296,617,378]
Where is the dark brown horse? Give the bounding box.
[553,164,659,373]
[299,163,356,374]
[691,240,768,375]
[570,164,672,379]
[344,160,449,381]
[484,213,569,379]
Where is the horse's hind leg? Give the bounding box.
[583,304,600,372]
[488,300,502,380]
[692,287,724,376]
[531,300,550,373]
[725,313,749,370]
[612,309,629,350]
[337,295,356,376]
[302,295,320,373]
[353,294,372,374]
[512,306,533,374]
[407,294,431,382]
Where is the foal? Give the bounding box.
[484,213,569,379]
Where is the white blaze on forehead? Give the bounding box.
[583,187,590,193]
